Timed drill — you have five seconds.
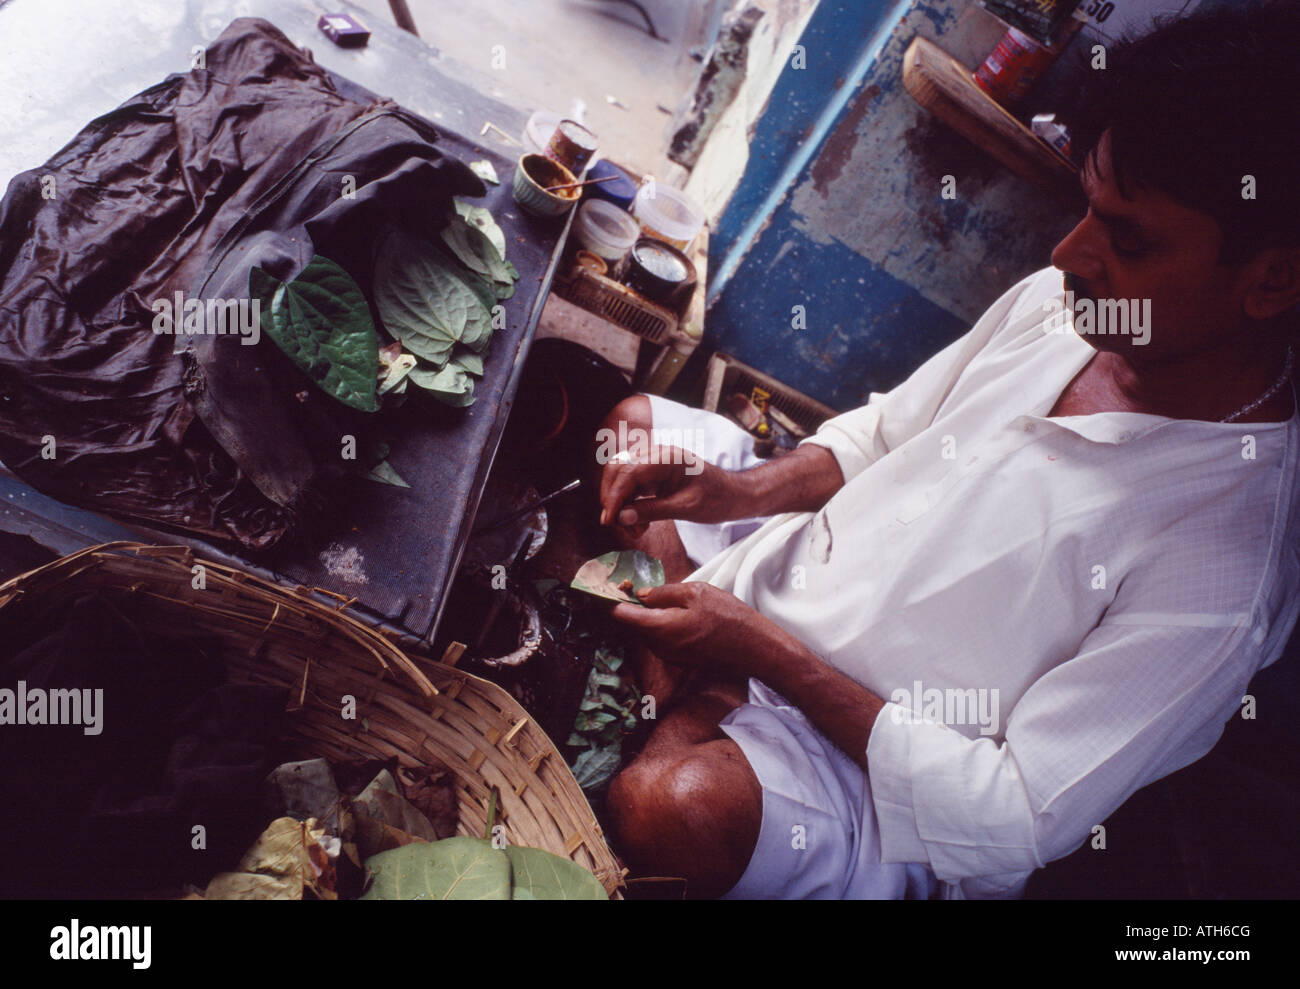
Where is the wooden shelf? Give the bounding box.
[902,36,1080,203]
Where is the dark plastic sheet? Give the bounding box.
[0,5,571,639]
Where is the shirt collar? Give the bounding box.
[1021,327,1299,445]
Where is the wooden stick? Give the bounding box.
[544,174,621,193]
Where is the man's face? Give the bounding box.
[1050,130,1245,364]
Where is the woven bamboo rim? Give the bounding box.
[0,542,627,897]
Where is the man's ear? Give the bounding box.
[1242,247,1300,321]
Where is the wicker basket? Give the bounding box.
[0,542,626,897]
[556,266,678,344]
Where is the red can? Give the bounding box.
[974,27,1056,107]
[545,120,598,176]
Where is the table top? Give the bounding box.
[0,0,572,641]
[0,0,529,187]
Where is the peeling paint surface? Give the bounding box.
[785,4,1075,321]
[684,0,822,222]
[701,0,1082,410]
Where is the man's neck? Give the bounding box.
[1101,338,1294,423]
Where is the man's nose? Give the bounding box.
[1051,214,1104,281]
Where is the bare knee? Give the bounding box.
[603,392,655,436]
[596,394,653,449]
[607,742,760,898]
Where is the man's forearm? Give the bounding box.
[744,616,883,774]
[726,443,845,517]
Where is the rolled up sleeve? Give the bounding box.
[865,617,1263,895]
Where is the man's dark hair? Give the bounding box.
[1070,0,1300,265]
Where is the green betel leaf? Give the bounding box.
[373,228,492,366]
[454,199,507,257]
[468,160,500,186]
[249,258,380,412]
[570,745,623,792]
[408,363,476,408]
[448,203,517,303]
[360,837,510,900]
[441,220,493,278]
[505,846,608,900]
[446,208,516,292]
[450,350,484,377]
[571,551,666,605]
[455,272,499,353]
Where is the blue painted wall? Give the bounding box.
[696,0,1077,411]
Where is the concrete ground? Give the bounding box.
[347,0,711,177]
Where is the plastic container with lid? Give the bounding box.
[584,159,639,211]
[633,180,705,252]
[522,110,562,157]
[624,237,697,311]
[573,199,641,276]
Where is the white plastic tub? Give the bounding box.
[573,199,641,275]
[632,180,705,252]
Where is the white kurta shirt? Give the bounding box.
[690,266,1300,897]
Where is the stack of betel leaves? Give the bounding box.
[248,199,518,415]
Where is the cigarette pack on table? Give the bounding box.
[318,13,370,48]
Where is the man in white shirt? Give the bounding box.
[595,1,1300,898]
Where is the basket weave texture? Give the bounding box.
[0,542,626,896]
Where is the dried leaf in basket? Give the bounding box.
[201,816,336,901]
[351,769,440,858]
[571,550,665,605]
[262,758,341,833]
[403,768,459,839]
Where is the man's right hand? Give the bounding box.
[599,448,740,537]
[598,440,847,538]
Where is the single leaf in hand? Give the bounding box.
[571,550,665,605]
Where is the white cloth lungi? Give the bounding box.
[644,395,938,899]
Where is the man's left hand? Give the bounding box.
[610,582,765,678]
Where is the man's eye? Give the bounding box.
[1110,236,1148,258]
